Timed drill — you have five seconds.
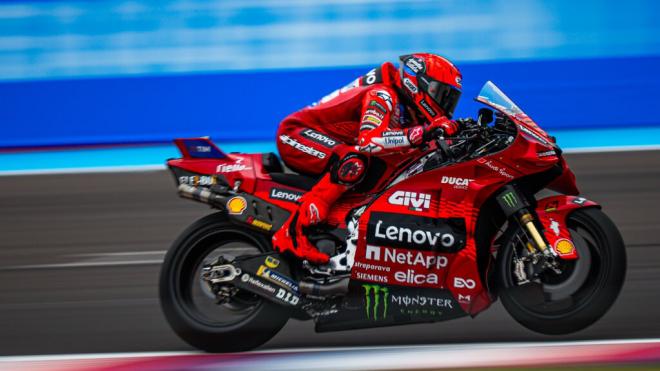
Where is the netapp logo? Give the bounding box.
[301,129,338,148]
[365,245,448,269]
[279,134,327,159]
[367,212,466,252]
[269,187,303,203]
[388,191,431,211]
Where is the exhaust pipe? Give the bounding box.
[177,184,228,208]
[299,277,350,296]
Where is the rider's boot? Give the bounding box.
[272,173,348,264]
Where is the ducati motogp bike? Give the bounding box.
[159,81,626,352]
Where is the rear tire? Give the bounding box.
[159,212,290,352]
[497,208,626,335]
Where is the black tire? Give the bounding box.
[159,212,290,352]
[497,207,626,335]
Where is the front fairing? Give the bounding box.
[476,81,555,149]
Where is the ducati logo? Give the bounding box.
[441,176,473,189]
[388,191,431,211]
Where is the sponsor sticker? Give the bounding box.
[366,212,466,252]
[383,130,404,137]
[226,196,247,215]
[403,77,419,94]
[361,67,382,85]
[241,273,276,294]
[301,129,338,148]
[537,150,556,157]
[276,287,300,305]
[364,245,448,270]
[440,176,473,190]
[572,197,588,205]
[216,158,250,173]
[363,284,389,320]
[549,219,560,236]
[544,200,559,212]
[375,91,393,110]
[365,109,385,120]
[265,256,280,269]
[178,175,217,186]
[279,134,327,159]
[554,239,576,256]
[369,100,387,113]
[419,99,437,117]
[477,158,514,179]
[404,56,426,74]
[453,277,476,289]
[269,187,303,203]
[247,216,273,231]
[387,191,431,211]
[362,284,455,322]
[355,271,388,283]
[256,265,299,292]
[189,145,211,153]
[363,115,383,125]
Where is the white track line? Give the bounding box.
[0,164,165,176]
[0,251,166,271]
[2,338,660,362]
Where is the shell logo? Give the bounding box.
[555,239,575,256]
[226,196,247,215]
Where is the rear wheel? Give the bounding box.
[497,208,626,334]
[159,213,290,352]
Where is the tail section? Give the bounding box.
[174,137,227,159]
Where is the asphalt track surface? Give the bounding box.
[1,150,659,356]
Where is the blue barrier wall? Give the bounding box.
[1,0,659,148]
[2,56,659,148]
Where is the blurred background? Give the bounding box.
[1,0,660,362]
[1,0,659,156]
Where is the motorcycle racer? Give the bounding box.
[272,53,465,264]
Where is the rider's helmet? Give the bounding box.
[397,53,462,121]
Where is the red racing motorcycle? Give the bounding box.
[159,81,626,352]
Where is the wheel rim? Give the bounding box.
[503,213,608,318]
[174,230,265,327]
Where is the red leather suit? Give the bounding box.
[276,62,426,176]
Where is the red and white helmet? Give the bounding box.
[398,53,462,120]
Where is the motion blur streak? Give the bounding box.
[0,150,658,355]
[2,340,660,370]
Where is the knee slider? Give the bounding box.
[331,153,368,186]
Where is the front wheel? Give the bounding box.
[497,208,626,335]
[159,212,290,352]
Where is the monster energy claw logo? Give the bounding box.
[363,284,389,320]
[502,191,518,207]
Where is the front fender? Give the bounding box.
[535,195,600,259]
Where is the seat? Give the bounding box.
[262,153,318,191]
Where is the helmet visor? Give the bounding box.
[418,75,461,118]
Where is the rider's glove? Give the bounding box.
[407,117,460,147]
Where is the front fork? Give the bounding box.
[496,185,557,258]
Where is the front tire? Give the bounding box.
[497,208,626,335]
[159,212,290,352]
